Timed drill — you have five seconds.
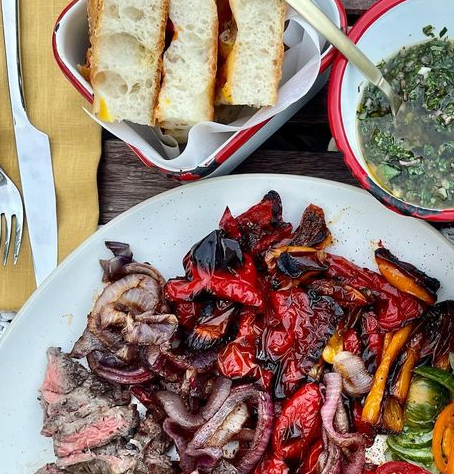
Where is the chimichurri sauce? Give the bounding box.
[357,32,454,209]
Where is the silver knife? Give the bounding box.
[1,0,58,286]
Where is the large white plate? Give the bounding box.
[1,174,454,473]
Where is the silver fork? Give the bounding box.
[0,165,23,265]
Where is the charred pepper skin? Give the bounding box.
[272,382,322,464]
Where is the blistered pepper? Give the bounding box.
[343,328,361,355]
[375,248,440,305]
[362,325,413,426]
[382,396,404,433]
[322,331,344,364]
[361,311,385,374]
[221,191,294,257]
[217,308,272,390]
[166,252,264,307]
[326,254,424,330]
[253,456,289,474]
[390,331,424,404]
[351,400,376,447]
[296,439,323,474]
[264,288,343,397]
[272,383,322,463]
[376,461,432,474]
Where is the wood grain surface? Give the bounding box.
[98,141,356,224]
[343,0,377,15]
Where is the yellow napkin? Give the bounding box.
[0,0,101,310]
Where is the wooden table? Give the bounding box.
[97,0,452,238]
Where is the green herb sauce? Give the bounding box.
[357,30,454,209]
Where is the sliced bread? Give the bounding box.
[154,0,218,143]
[88,0,169,125]
[216,0,286,107]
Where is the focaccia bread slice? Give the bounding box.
[88,0,169,125]
[154,0,218,143]
[216,0,286,107]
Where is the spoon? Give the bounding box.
[286,0,402,116]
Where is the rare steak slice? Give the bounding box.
[39,348,130,438]
[40,347,89,404]
[53,405,139,457]
[37,347,173,472]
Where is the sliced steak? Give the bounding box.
[54,405,139,457]
[38,348,173,473]
[40,348,130,438]
[143,455,174,474]
[41,348,89,395]
[34,464,66,474]
[42,377,130,437]
[57,451,137,474]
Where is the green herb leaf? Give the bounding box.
[423,25,435,38]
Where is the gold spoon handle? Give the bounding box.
[287,0,401,115]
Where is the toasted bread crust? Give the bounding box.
[216,0,286,107]
[150,0,169,125]
[270,0,286,105]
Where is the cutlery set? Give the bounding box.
[1,0,57,284]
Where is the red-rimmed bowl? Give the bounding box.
[329,0,454,221]
[53,0,346,181]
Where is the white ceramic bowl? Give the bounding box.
[328,0,454,221]
[53,0,346,181]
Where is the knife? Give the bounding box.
[1,0,58,286]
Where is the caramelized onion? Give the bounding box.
[333,351,373,397]
[122,313,177,346]
[321,372,365,474]
[189,385,274,474]
[87,350,153,385]
[157,391,205,429]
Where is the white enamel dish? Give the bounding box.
[328,0,454,221]
[1,174,454,473]
[53,0,346,180]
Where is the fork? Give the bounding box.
[0,165,23,265]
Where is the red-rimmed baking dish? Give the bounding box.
[328,0,454,221]
[54,0,346,181]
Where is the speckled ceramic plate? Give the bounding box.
[1,174,453,473]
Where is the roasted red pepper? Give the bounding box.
[217,308,272,390]
[290,204,332,249]
[224,191,294,257]
[309,279,369,308]
[253,456,289,474]
[173,301,203,329]
[186,300,237,351]
[343,328,361,355]
[219,206,241,238]
[361,311,385,374]
[217,336,258,379]
[351,400,376,447]
[376,461,432,474]
[273,382,322,464]
[165,230,264,307]
[296,439,323,474]
[236,307,264,339]
[325,253,424,330]
[263,288,343,397]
